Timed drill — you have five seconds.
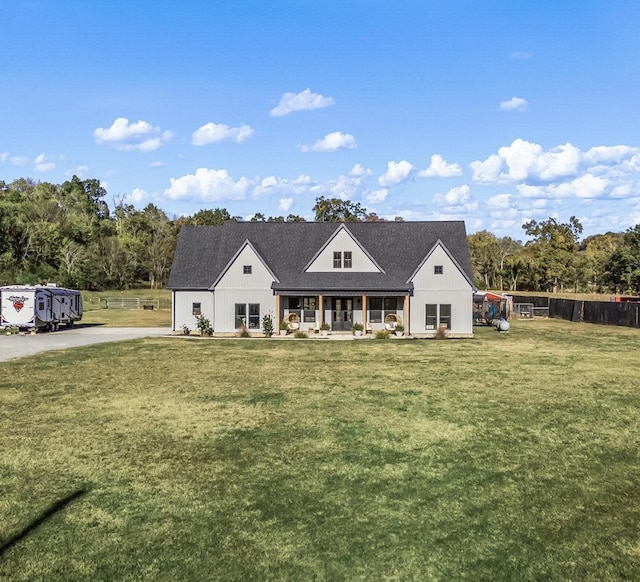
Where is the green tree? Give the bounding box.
[605,225,640,294]
[313,196,367,222]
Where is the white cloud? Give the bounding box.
[191,122,254,145]
[487,193,512,209]
[378,160,413,187]
[418,154,462,178]
[149,161,165,168]
[278,198,293,212]
[65,165,89,177]
[34,153,46,164]
[0,152,8,163]
[94,117,172,152]
[366,188,388,203]
[433,184,473,207]
[33,162,56,172]
[165,168,251,201]
[270,88,335,117]
[298,131,357,153]
[127,188,149,203]
[10,156,29,166]
[500,97,528,112]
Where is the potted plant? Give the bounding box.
[279,319,289,336]
[262,314,274,337]
[395,323,404,337]
[351,322,364,337]
[320,321,330,337]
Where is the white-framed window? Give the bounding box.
[243,265,252,274]
[434,265,443,275]
[333,251,342,268]
[425,303,451,330]
[235,303,261,329]
[344,251,352,268]
[192,302,201,315]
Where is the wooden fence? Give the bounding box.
[511,295,640,328]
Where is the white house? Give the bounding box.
[167,221,476,337]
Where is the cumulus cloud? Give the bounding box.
[0,152,8,163]
[366,188,388,203]
[278,198,293,212]
[33,153,55,172]
[270,88,335,116]
[191,122,254,145]
[418,154,462,178]
[378,160,413,187]
[94,117,173,152]
[298,131,357,153]
[500,97,528,112]
[165,168,251,201]
[252,174,319,198]
[433,185,476,211]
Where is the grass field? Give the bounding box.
[1,320,639,580]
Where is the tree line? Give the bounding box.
[1,177,640,294]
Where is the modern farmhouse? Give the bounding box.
[167,221,475,337]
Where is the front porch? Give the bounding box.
[275,293,410,335]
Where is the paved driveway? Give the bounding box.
[0,325,171,362]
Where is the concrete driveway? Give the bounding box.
[0,325,171,362]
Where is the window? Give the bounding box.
[235,303,260,328]
[248,304,260,329]
[235,303,246,328]
[303,297,317,323]
[333,251,342,268]
[440,304,451,329]
[368,297,397,323]
[344,251,352,268]
[192,302,201,316]
[288,297,317,323]
[434,265,443,275]
[425,303,451,330]
[426,304,437,329]
[243,265,252,274]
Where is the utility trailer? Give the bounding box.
[0,285,83,331]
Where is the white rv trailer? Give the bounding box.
[0,285,83,331]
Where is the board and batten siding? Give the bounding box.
[213,244,276,332]
[305,228,380,272]
[173,290,214,332]
[409,243,473,336]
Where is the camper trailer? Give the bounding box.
[0,285,83,331]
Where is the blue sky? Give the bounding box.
[2,1,640,239]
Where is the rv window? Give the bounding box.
[39,301,45,310]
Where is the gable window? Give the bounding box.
[434,265,444,275]
[243,265,252,274]
[425,303,451,330]
[333,251,342,269]
[343,251,352,268]
[192,302,201,315]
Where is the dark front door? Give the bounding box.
[331,298,353,331]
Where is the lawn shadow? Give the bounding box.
[0,489,88,557]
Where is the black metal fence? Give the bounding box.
[511,295,640,328]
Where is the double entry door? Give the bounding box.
[331,297,353,331]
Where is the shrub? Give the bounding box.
[351,322,364,333]
[374,329,390,340]
[279,319,289,331]
[262,314,274,337]
[238,326,250,338]
[320,322,331,331]
[195,315,213,336]
[181,324,190,335]
[436,325,448,340]
[294,329,308,339]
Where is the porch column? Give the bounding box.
[362,295,367,335]
[318,294,324,327]
[275,294,281,330]
[404,294,410,335]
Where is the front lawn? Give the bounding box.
[1,320,639,580]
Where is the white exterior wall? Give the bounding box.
[173,290,214,331]
[409,244,473,336]
[306,229,380,272]
[213,244,276,332]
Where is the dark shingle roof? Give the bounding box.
[167,221,473,291]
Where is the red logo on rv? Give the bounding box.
[8,295,28,312]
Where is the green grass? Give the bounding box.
[1,320,639,580]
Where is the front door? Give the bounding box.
[331,298,353,331]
